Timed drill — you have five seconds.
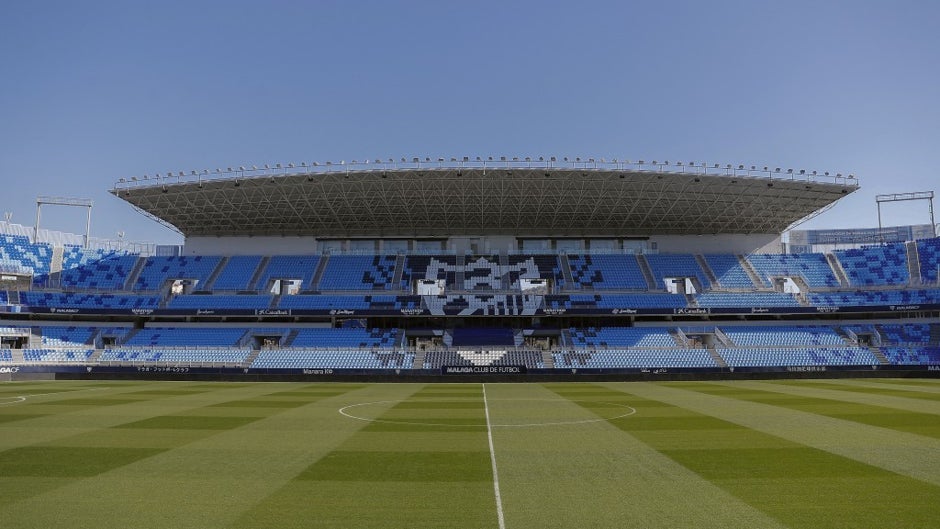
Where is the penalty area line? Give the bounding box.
[482,383,506,529]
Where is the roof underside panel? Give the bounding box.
[110,169,858,237]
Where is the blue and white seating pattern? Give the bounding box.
[718,347,878,367]
[211,255,263,291]
[318,255,397,290]
[20,292,160,310]
[879,323,930,344]
[134,256,222,291]
[569,327,676,348]
[124,328,247,347]
[100,348,251,364]
[59,255,139,290]
[917,238,940,283]
[253,255,321,291]
[880,346,940,365]
[644,254,712,290]
[746,253,840,288]
[251,349,414,369]
[695,292,800,307]
[567,254,648,290]
[834,243,909,286]
[553,349,716,368]
[23,349,94,362]
[290,328,398,348]
[721,326,846,347]
[703,254,755,288]
[0,234,52,278]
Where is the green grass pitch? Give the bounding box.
[1,379,938,528]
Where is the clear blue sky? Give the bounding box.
[2,0,938,245]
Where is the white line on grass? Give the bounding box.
[0,387,106,406]
[482,383,506,529]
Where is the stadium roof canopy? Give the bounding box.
[111,159,859,238]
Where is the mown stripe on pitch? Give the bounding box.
[679,381,940,439]
[550,383,940,529]
[231,384,495,529]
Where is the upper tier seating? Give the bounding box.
[834,243,909,286]
[507,254,564,289]
[917,238,940,283]
[463,256,502,290]
[720,325,846,347]
[566,254,648,290]
[644,254,711,290]
[253,255,321,291]
[318,255,397,290]
[211,255,263,291]
[703,254,755,289]
[745,253,839,288]
[0,234,52,278]
[134,256,222,291]
[400,255,458,290]
[569,327,676,348]
[59,254,139,290]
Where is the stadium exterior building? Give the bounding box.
[1,157,938,381]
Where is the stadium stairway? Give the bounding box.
[559,254,575,287]
[826,254,850,287]
[695,254,720,287]
[242,349,261,368]
[9,348,25,364]
[636,254,658,290]
[931,324,940,345]
[867,346,889,365]
[499,252,511,290]
[906,241,922,283]
[50,246,64,275]
[455,254,465,291]
[247,256,271,291]
[282,329,301,347]
[706,345,728,368]
[541,350,555,368]
[738,255,764,288]
[392,255,406,291]
[202,256,229,291]
[413,349,427,368]
[123,257,147,291]
[833,326,856,345]
[309,254,330,291]
[88,349,104,363]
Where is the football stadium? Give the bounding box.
[2,158,939,528]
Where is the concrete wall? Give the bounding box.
[649,234,782,255]
[185,233,782,256]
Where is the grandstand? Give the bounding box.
[1,158,938,379]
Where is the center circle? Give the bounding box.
[338,398,636,427]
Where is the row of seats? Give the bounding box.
[16,243,940,294]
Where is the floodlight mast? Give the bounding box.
[875,191,937,245]
[34,196,94,248]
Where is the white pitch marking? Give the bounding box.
[337,399,636,428]
[0,387,106,406]
[483,384,506,529]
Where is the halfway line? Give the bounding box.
[482,383,506,529]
